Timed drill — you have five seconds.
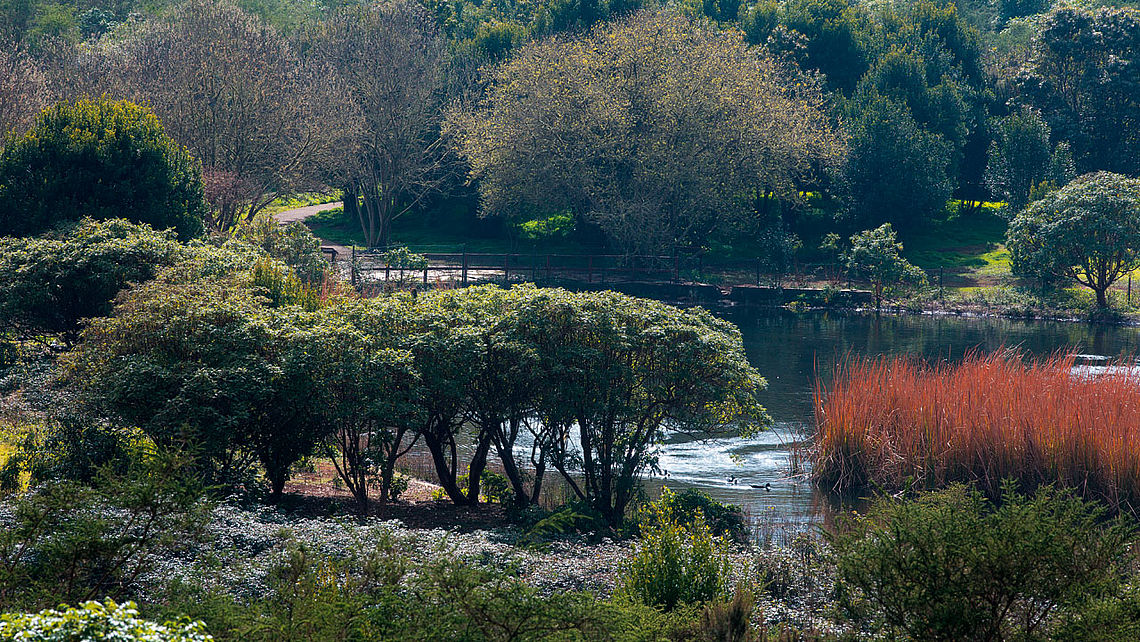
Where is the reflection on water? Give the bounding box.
[659,308,1140,525]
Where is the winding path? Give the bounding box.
[272,200,350,258]
[272,200,343,224]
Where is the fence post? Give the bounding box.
[462,250,468,286]
[1130,273,1133,305]
[532,253,538,283]
[756,259,761,287]
[673,255,679,282]
[423,264,428,286]
[504,254,510,285]
[939,267,944,300]
[350,246,357,287]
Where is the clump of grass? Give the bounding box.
[812,351,1140,513]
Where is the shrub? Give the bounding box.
[0,218,186,345]
[1008,172,1140,308]
[650,488,749,543]
[829,482,1133,641]
[620,489,734,611]
[0,98,207,240]
[812,351,1140,512]
[234,213,327,284]
[0,600,212,642]
[0,453,211,609]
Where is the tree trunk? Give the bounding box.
[423,431,469,504]
[1096,286,1109,308]
[269,474,286,504]
[465,435,492,505]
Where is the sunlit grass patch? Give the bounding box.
[262,191,342,215]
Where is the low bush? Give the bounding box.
[0,453,211,610]
[829,482,1133,641]
[647,488,749,543]
[0,600,212,642]
[620,489,734,611]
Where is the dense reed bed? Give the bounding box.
[812,351,1140,513]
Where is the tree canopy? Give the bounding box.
[449,9,844,256]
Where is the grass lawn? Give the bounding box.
[263,191,342,215]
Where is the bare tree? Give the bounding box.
[109,0,354,232]
[308,1,453,248]
[0,43,50,141]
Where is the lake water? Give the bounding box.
[656,308,1140,528]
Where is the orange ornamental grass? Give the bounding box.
[812,351,1140,513]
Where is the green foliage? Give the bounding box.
[302,296,421,511]
[0,600,212,642]
[646,488,749,544]
[0,453,210,609]
[0,218,186,345]
[620,488,734,611]
[380,246,429,271]
[248,258,324,311]
[65,275,322,496]
[985,107,1075,211]
[1007,172,1140,307]
[0,415,143,490]
[1015,6,1140,176]
[0,98,206,240]
[235,213,327,284]
[829,482,1133,641]
[517,212,575,240]
[843,223,927,307]
[841,94,954,230]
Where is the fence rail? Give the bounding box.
[330,247,989,297]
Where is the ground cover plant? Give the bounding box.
[812,350,1140,513]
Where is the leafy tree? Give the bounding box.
[402,289,492,505]
[305,297,421,512]
[65,272,319,494]
[984,107,1075,211]
[523,289,770,526]
[1007,172,1140,308]
[449,286,543,505]
[0,97,206,239]
[1015,7,1140,176]
[843,223,927,308]
[841,94,954,229]
[422,0,642,60]
[307,1,453,248]
[765,0,870,92]
[450,9,844,257]
[0,218,185,346]
[831,483,1132,641]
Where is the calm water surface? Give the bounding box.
[656,308,1140,525]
